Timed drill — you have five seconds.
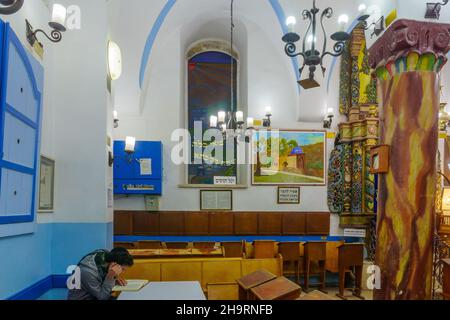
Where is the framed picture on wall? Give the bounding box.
[38,156,55,213]
[251,129,327,186]
[277,187,301,204]
[200,190,233,211]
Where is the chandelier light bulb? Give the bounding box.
[286,16,297,32]
[358,4,367,13]
[210,115,218,128]
[218,111,226,123]
[307,35,317,44]
[338,14,349,31]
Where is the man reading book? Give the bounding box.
[68,247,134,300]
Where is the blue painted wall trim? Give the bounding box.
[267,0,300,92]
[139,0,301,93]
[139,0,177,88]
[115,235,362,243]
[7,275,52,300]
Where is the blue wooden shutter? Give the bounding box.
[0,22,42,224]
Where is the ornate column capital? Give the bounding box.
[368,19,450,78]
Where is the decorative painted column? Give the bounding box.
[368,19,450,300]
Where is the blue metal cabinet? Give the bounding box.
[113,141,163,195]
[0,21,42,224]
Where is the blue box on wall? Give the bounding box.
[113,141,163,195]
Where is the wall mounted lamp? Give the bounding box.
[263,106,272,128]
[0,0,23,15]
[125,136,136,154]
[26,4,67,47]
[113,110,119,129]
[323,107,334,129]
[357,4,385,38]
[110,136,136,167]
[108,41,122,81]
[425,0,448,19]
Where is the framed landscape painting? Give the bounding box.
[251,130,326,186]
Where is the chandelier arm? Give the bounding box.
[284,42,306,61]
[31,29,63,43]
[320,40,346,62]
[320,8,333,61]
[0,0,23,15]
[302,10,312,54]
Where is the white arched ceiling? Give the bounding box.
[107,0,384,122]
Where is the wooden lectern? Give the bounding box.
[250,277,301,300]
[336,243,365,300]
[443,259,450,300]
[303,241,327,293]
[237,270,277,300]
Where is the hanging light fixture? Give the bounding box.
[209,0,268,142]
[282,0,350,89]
[0,0,23,15]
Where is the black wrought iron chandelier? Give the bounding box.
[0,0,23,15]
[282,0,350,89]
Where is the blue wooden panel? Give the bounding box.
[0,168,33,216]
[0,22,42,224]
[5,38,38,123]
[2,112,36,168]
[113,141,163,195]
[114,141,162,180]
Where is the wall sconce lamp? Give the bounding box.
[0,0,23,15]
[125,136,136,154]
[323,107,334,129]
[357,4,385,38]
[26,4,67,47]
[113,110,119,129]
[108,41,122,81]
[263,106,272,128]
[425,0,449,19]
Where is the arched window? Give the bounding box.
[187,43,238,185]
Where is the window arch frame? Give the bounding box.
[184,39,244,187]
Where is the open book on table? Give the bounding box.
[112,280,149,292]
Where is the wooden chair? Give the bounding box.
[193,242,217,249]
[222,241,245,258]
[137,240,163,249]
[303,241,327,293]
[336,243,365,300]
[114,242,136,250]
[278,242,302,284]
[165,242,189,249]
[253,240,277,259]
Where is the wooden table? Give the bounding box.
[237,270,277,300]
[250,277,301,300]
[118,281,206,300]
[297,290,337,300]
[129,247,224,259]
